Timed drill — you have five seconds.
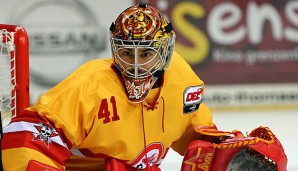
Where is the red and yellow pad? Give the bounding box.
[181,126,287,171]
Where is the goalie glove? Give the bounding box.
[181,126,287,171]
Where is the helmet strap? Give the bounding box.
[152,70,164,89]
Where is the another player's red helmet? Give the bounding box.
[110,3,175,103]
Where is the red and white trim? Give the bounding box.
[4,121,68,149]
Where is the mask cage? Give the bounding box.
[110,35,174,79]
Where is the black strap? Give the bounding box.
[165,23,173,33]
[138,3,147,8]
[109,22,116,32]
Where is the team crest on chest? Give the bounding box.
[183,86,203,114]
[129,142,164,169]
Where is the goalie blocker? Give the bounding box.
[181,126,287,171]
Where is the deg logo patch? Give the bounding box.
[183,86,203,114]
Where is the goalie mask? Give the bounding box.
[110,3,175,103]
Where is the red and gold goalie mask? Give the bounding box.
[109,3,175,103]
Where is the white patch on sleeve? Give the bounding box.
[184,86,203,105]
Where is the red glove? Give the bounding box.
[181,126,287,171]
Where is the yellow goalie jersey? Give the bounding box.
[2,52,213,171]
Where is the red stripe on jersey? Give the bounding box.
[2,131,70,166]
[10,110,74,149]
